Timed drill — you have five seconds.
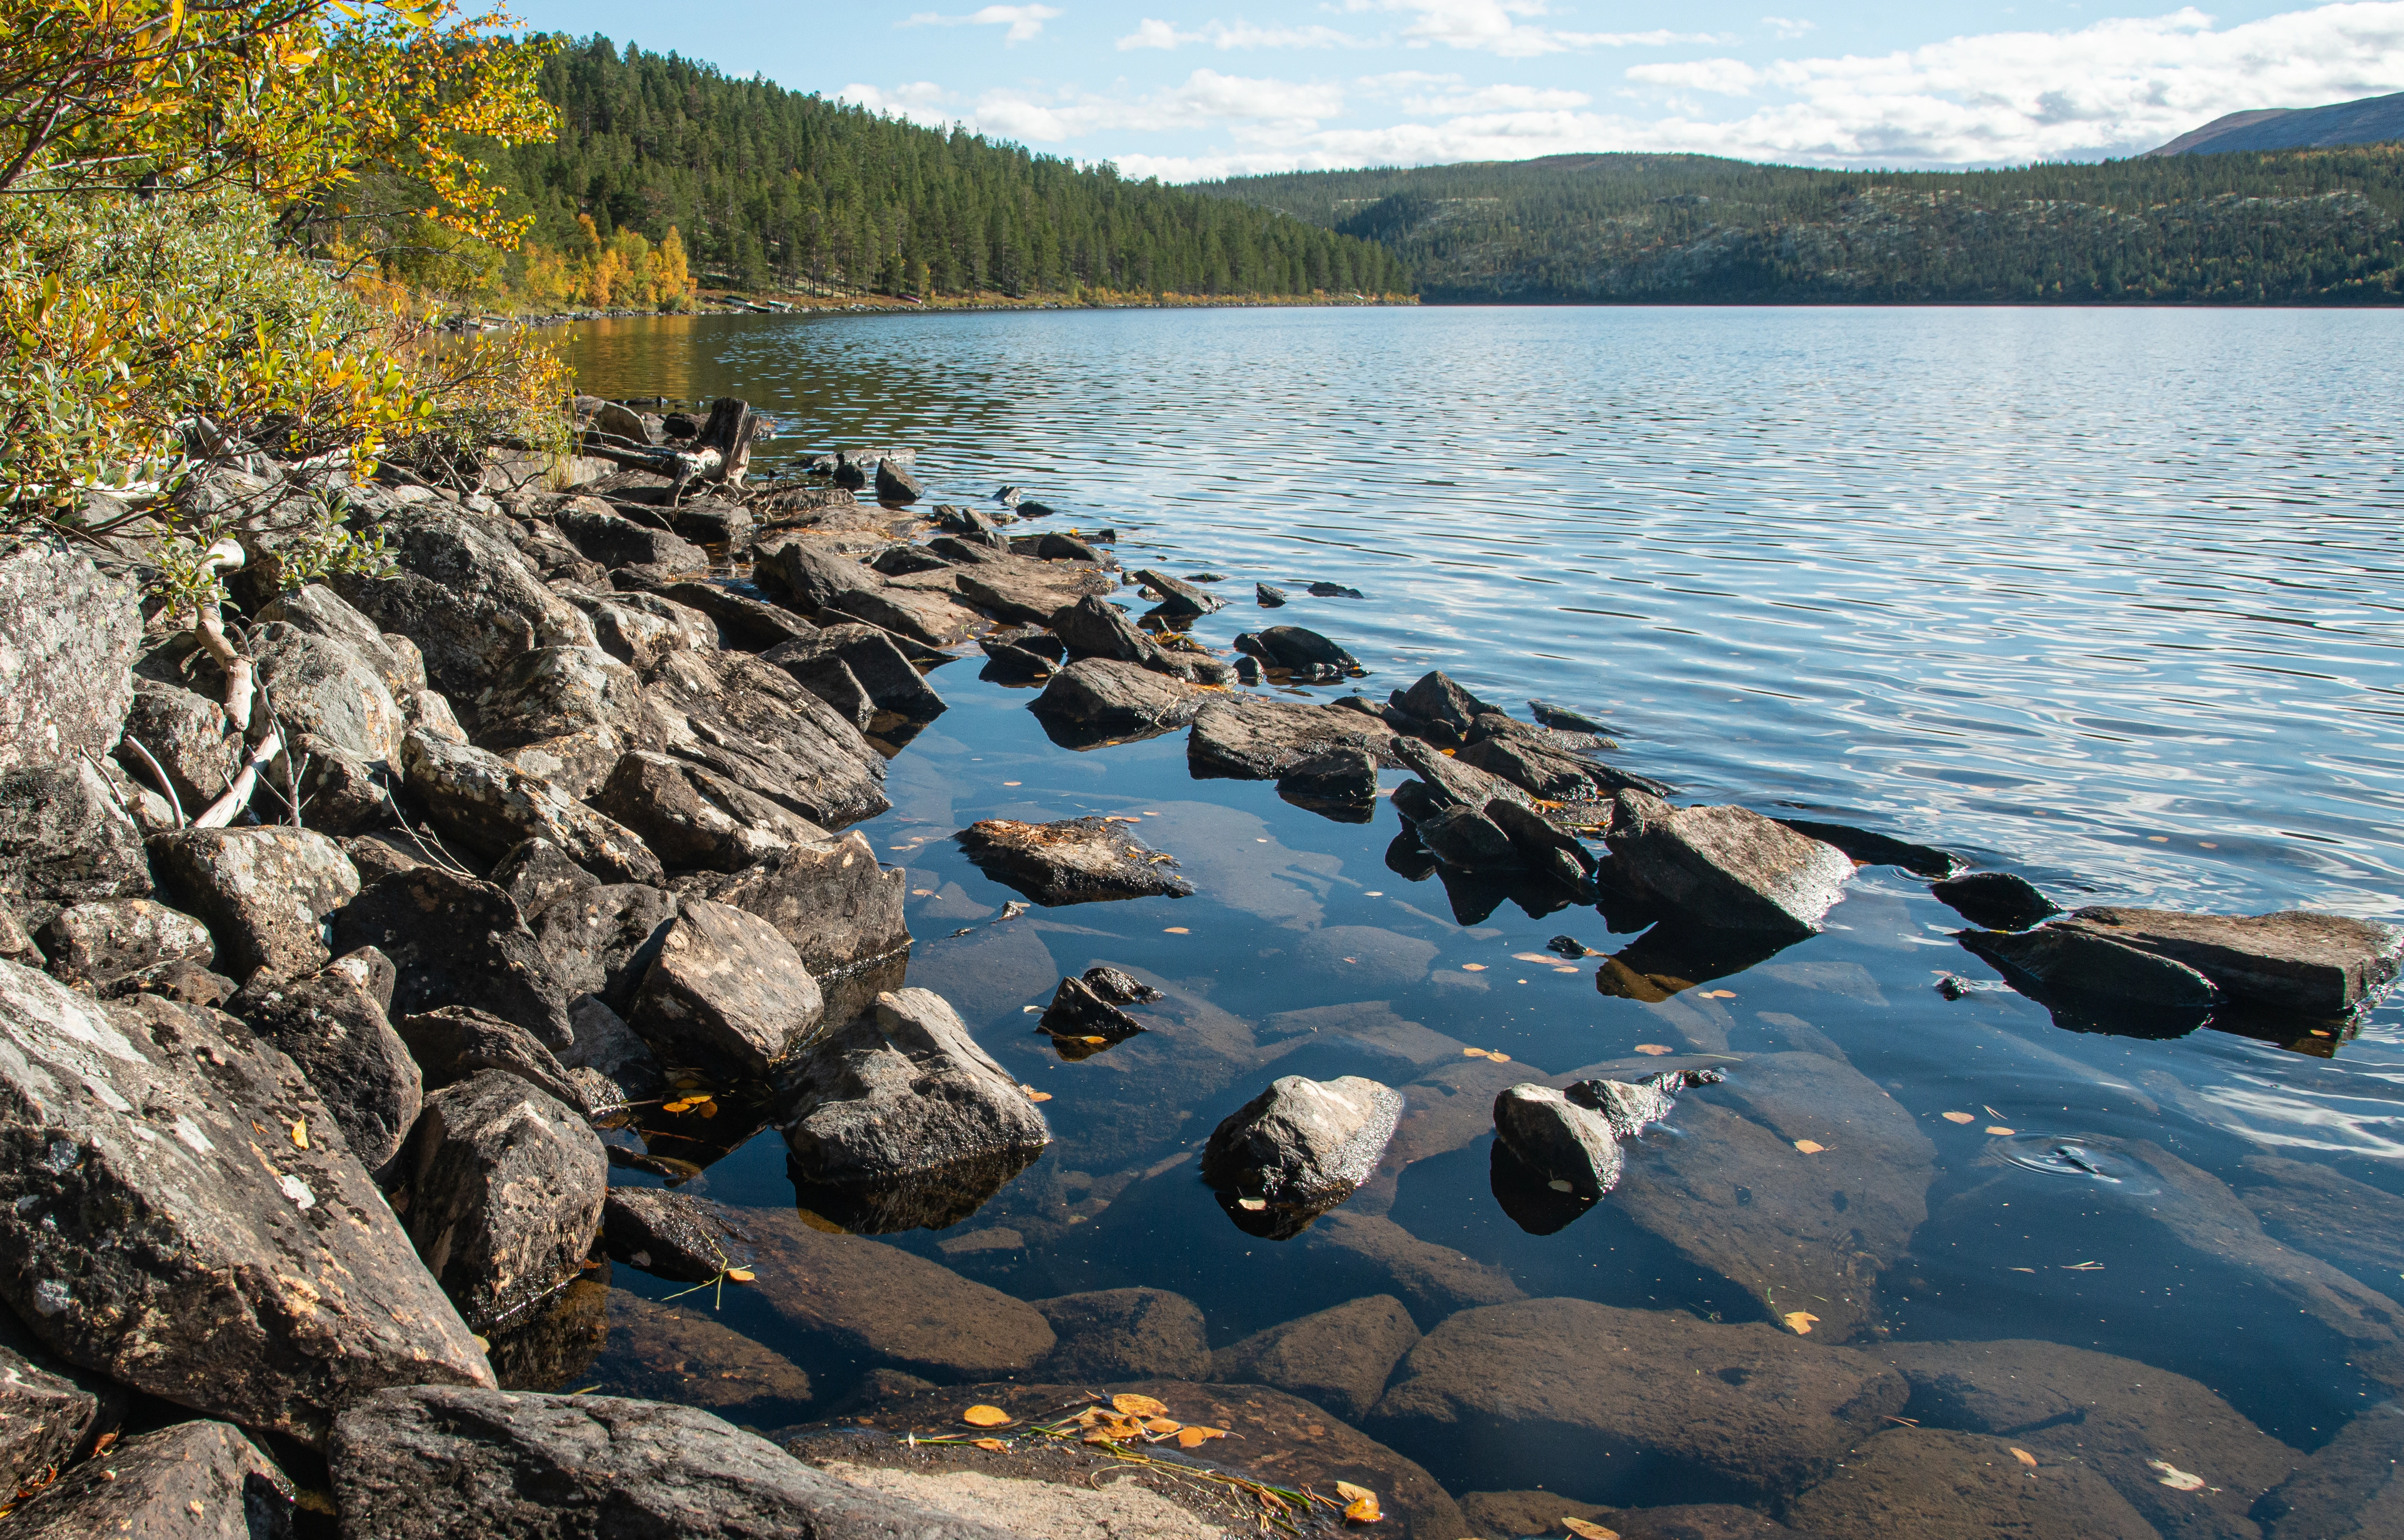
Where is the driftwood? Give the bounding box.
[577,396,757,505]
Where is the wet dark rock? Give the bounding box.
[1490,1068,1723,1205]
[601,1189,754,1282]
[121,681,237,813]
[396,1004,585,1109]
[332,1385,1016,1540]
[34,898,213,985]
[230,953,422,1173]
[977,634,1057,677]
[1392,736,1529,814]
[1082,964,1163,1004]
[556,497,706,569]
[1602,790,1853,934]
[1039,973,1144,1045]
[0,963,493,1442]
[149,825,360,981]
[1455,732,1672,801]
[1774,818,1959,878]
[487,837,597,918]
[591,1291,814,1423]
[1929,870,2062,931]
[593,751,824,876]
[783,987,1050,1191]
[1309,581,1366,598]
[2259,1399,2404,1540]
[1548,934,1593,958]
[332,507,597,729]
[1957,923,2221,1026]
[1234,625,1364,676]
[927,533,1002,566]
[1415,804,1523,872]
[400,732,663,884]
[1032,531,1104,562]
[875,459,924,504]
[1935,973,1972,1000]
[1395,671,1496,732]
[1281,746,1381,811]
[658,580,818,651]
[1134,568,1221,619]
[0,543,140,780]
[1368,1298,1906,1505]
[762,624,946,722]
[1302,1209,1526,1319]
[681,830,909,977]
[1201,1075,1401,1235]
[1786,1428,2157,1540]
[871,543,954,577]
[0,1342,96,1497]
[1212,1294,1420,1423]
[1029,657,1214,738]
[0,1419,294,1540]
[0,761,153,925]
[1234,653,1262,684]
[400,1069,607,1333]
[754,539,882,612]
[1487,800,1598,888]
[1188,696,1400,780]
[1033,1288,1211,1381]
[643,650,890,832]
[1051,594,1160,662]
[2056,906,2404,1017]
[627,899,825,1077]
[561,995,661,1110]
[956,815,1194,905]
[1882,1337,2300,1540]
[787,1145,1040,1236]
[99,957,237,1008]
[1256,583,1288,607]
[332,865,575,1049]
[745,1207,1057,1379]
[930,504,1004,544]
[1529,699,1611,734]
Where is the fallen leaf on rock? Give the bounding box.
[2012,1448,2038,1468]
[1986,1126,2015,1136]
[1112,1394,1170,1418]
[1144,1417,1181,1434]
[1942,1111,1976,1124]
[1336,1483,1376,1504]
[1634,1044,1673,1056]
[1793,1139,1826,1154]
[724,1267,755,1283]
[1547,1179,1575,1193]
[2149,1461,2206,1491]
[1344,1494,1383,1524]
[291,1118,308,1149]
[1177,1426,1228,1449]
[1699,989,1738,999]
[1021,1085,1054,1102]
[962,1406,1012,1427]
[473,1335,491,1352]
[1781,1311,1819,1335]
[1562,1520,1620,1540]
[974,1438,1007,1451]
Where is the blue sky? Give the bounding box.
[502,0,2404,176]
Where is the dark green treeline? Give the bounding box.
[1188,148,2404,304]
[494,37,1407,298]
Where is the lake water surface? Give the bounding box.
[555,306,2404,1530]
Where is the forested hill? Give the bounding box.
[1186,147,2404,304]
[492,38,1407,300]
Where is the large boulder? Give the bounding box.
[644,650,890,831]
[1034,1288,1210,1381]
[0,761,152,926]
[0,961,492,1444]
[589,592,716,671]
[782,987,1050,1190]
[331,866,575,1049]
[1787,1428,2159,1540]
[953,554,1115,625]
[228,951,422,1174]
[119,681,237,814]
[657,580,818,652]
[1201,1075,1400,1237]
[471,645,649,797]
[1029,658,1212,738]
[395,1005,586,1110]
[248,621,406,768]
[682,831,909,976]
[34,897,214,986]
[555,498,705,569]
[1211,1294,1420,1422]
[2052,906,2403,1018]
[399,732,662,885]
[148,826,360,981]
[0,542,140,777]
[754,539,881,612]
[330,1385,1023,1540]
[399,1070,607,1334]
[331,508,597,733]
[1368,1298,1906,1504]
[1187,696,1400,780]
[955,815,1194,905]
[0,1419,294,1539]
[526,881,678,1015]
[1603,789,1854,934]
[760,624,946,722]
[825,584,981,649]
[627,900,824,1078]
[1233,625,1362,677]
[592,751,823,874]
[255,582,427,700]
[1957,922,2221,1020]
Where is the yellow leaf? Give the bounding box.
[1986,1126,2015,1136]
[1111,1394,1169,1418]
[1022,1086,1053,1103]
[1942,1111,1975,1124]
[1461,963,1486,972]
[2012,1448,2038,1467]
[662,1099,694,1114]
[1633,1044,1672,1056]
[1143,1417,1180,1434]
[1236,1197,1268,1211]
[1489,1052,1510,1062]
[1335,1483,1376,1503]
[724,1268,755,1283]
[962,1406,1012,1427]
[1793,1140,1826,1154]
[1163,927,1190,934]
[1781,1311,1819,1335]
[1463,1047,1490,1058]
[973,1437,1006,1450]
[1343,1493,1383,1524]
[1177,1426,1228,1448]
[290,1118,308,1148]
[1562,1520,1620,1540]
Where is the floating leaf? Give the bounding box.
[1634,1044,1673,1056]
[2012,1448,2038,1468]
[962,1406,1012,1427]
[1112,1394,1169,1418]
[724,1268,755,1283]
[1236,1197,1268,1210]
[973,1438,1007,1451]
[1942,1111,1976,1124]
[1548,1179,1575,1192]
[1511,952,1559,964]
[1463,1047,1490,1058]
[1343,1493,1382,1523]
[1562,1520,1620,1540]
[1793,1140,1826,1154]
[1163,927,1191,934]
[1177,1425,1228,1449]
[1781,1311,1819,1335]
[662,1099,696,1114]
[1985,1126,2015,1136]
[1699,989,1738,999]
[1021,1085,1053,1102]
[2149,1460,2206,1491]
[1461,963,1487,972]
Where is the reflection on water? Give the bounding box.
[553,307,2404,1527]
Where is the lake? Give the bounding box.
[550,304,2404,1534]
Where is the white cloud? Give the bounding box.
[840,80,959,124]
[1761,15,1816,39]
[900,4,1063,44]
[1626,58,1763,95]
[1117,17,1364,49]
[1354,0,1727,56]
[1400,82,1593,111]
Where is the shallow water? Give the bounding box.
[553,307,2404,1520]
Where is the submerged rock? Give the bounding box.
[2259,1399,2404,1540]
[0,962,492,1444]
[1201,1075,1402,1237]
[1787,1429,2157,1540]
[1929,869,2062,931]
[590,1292,815,1424]
[627,900,825,1078]
[1957,922,2220,1033]
[1033,1287,1211,1381]
[956,815,1194,905]
[0,1419,294,1540]
[1603,790,1853,934]
[1211,1294,1421,1422]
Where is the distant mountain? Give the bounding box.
[2148,90,2404,156]
[1187,146,2404,304]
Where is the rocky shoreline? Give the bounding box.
[0,392,2399,1537]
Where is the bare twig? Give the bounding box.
[118,734,186,828]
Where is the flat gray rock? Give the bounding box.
[0,543,140,780]
[628,899,825,1078]
[1028,659,1212,738]
[2059,906,2404,1017]
[955,815,1194,905]
[1187,696,1400,780]
[0,961,491,1444]
[331,1386,1025,1540]
[1603,790,1853,934]
[255,582,427,700]
[644,650,891,832]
